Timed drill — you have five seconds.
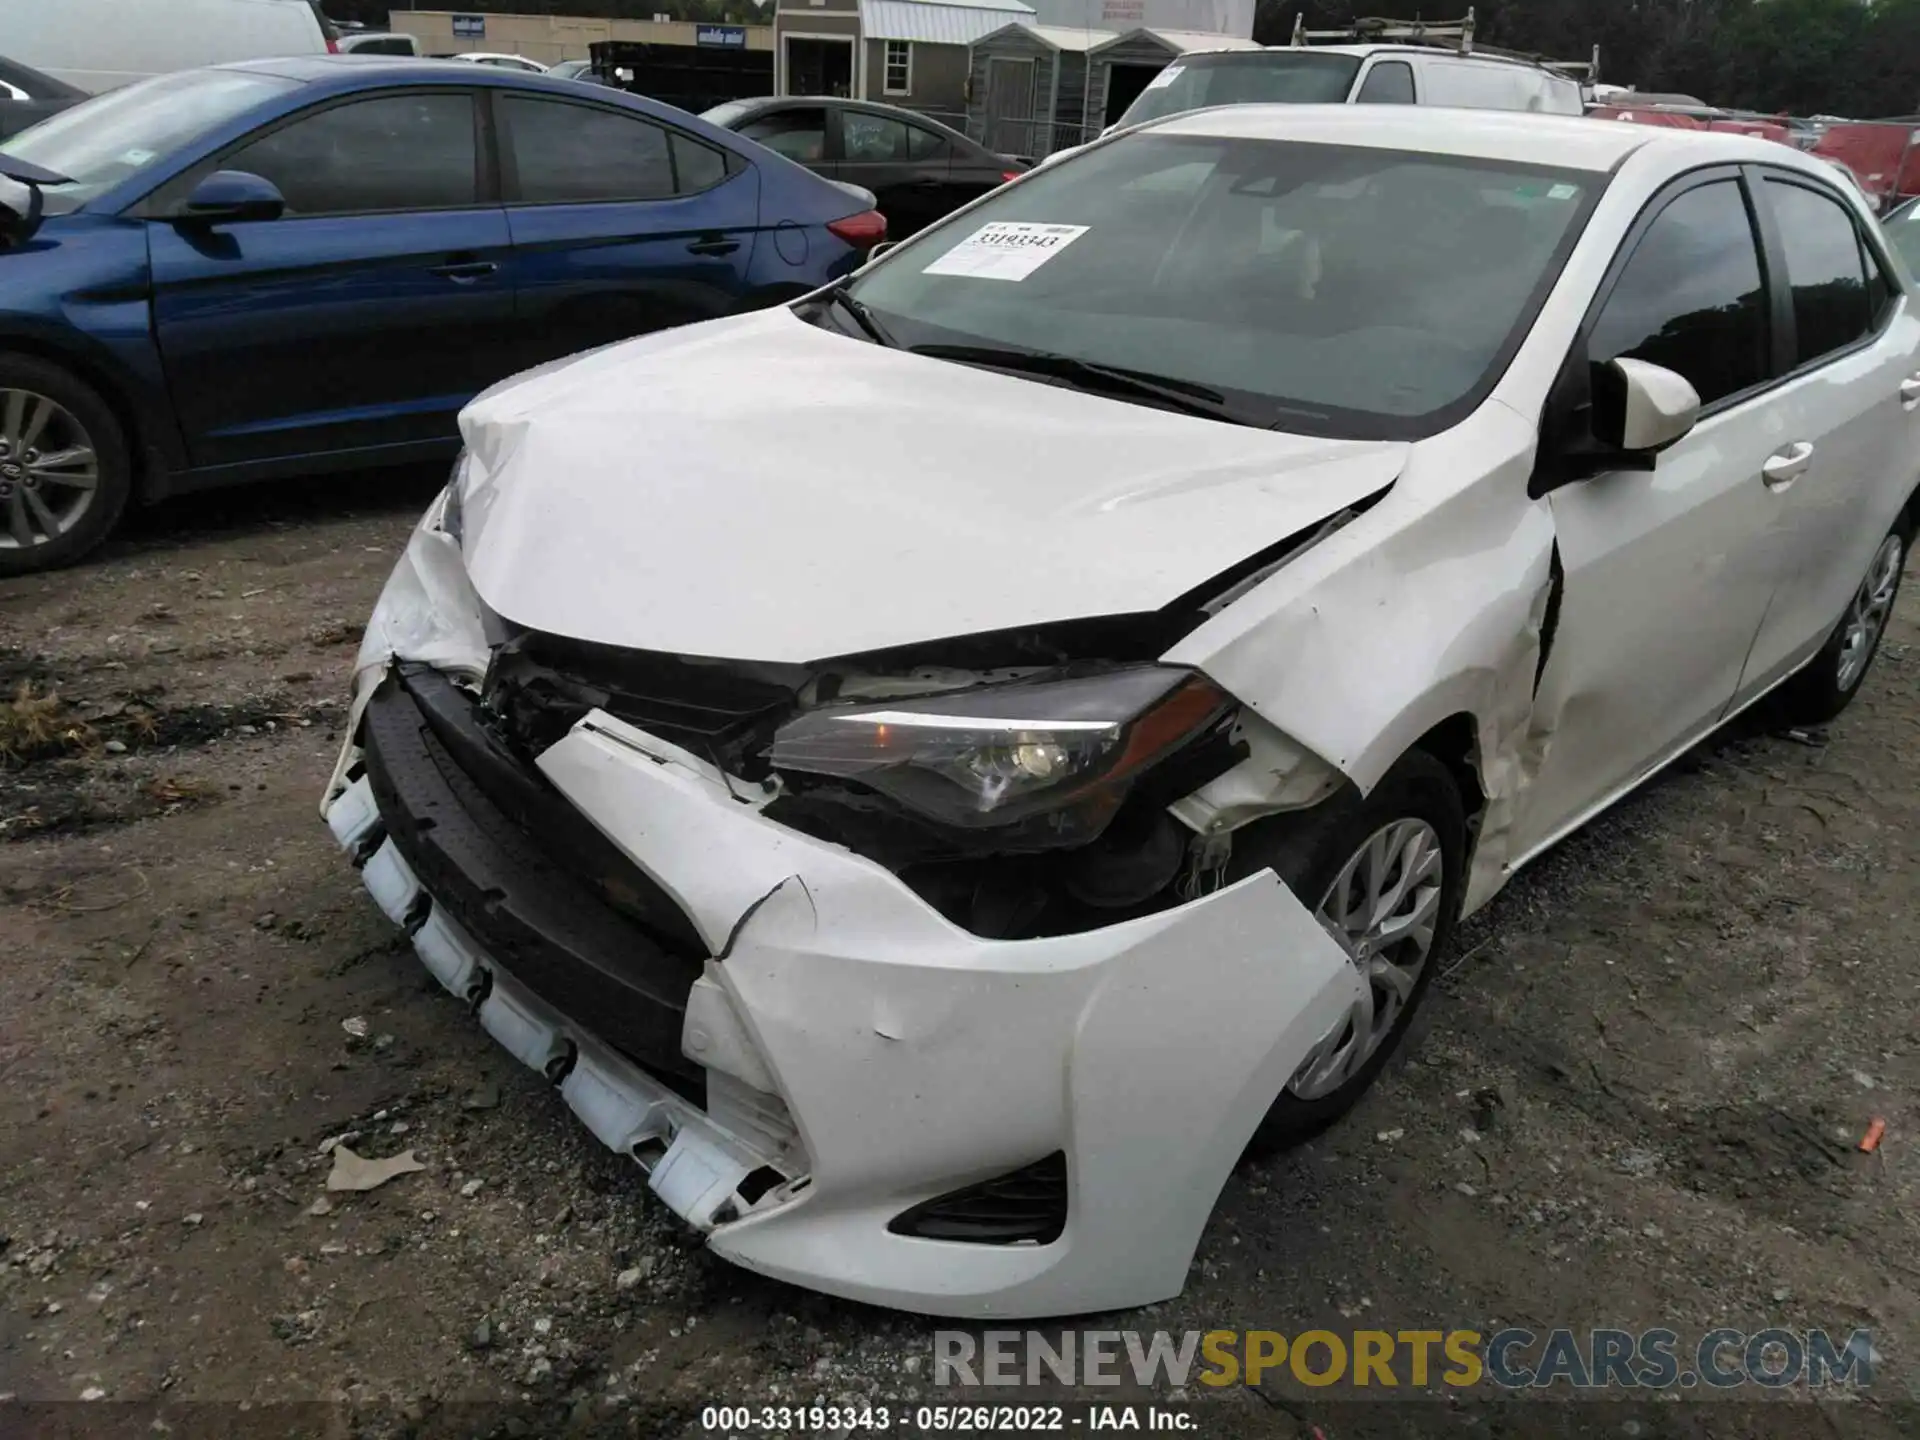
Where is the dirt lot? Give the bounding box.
[1,474,1917,1439]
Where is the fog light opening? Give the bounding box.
[631,1135,671,1172]
[401,892,431,936]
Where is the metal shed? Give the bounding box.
[966,23,1119,159]
[1085,27,1260,130]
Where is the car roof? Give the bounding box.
[200,57,729,129]
[1146,104,1837,176]
[1177,43,1574,75]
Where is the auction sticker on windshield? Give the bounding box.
[922,222,1090,281]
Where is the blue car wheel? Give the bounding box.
[0,355,129,575]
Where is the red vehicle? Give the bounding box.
[1810,121,1920,212]
[1588,104,1705,130]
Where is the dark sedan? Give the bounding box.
[0,57,85,141]
[702,96,1025,238]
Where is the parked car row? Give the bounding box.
[0,58,887,573]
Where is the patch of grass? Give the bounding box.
[0,681,93,765]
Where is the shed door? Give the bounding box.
[985,56,1035,156]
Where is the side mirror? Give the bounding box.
[1530,356,1700,498]
[1600,356,1701,453]
[177,170,285,226]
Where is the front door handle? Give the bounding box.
[686,235,740,256]
[429,258,499,282]
[1762,441,1815,490]
[1901,374,1920,410]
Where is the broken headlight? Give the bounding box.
[766,666,1231,835]
[435,453,468,546]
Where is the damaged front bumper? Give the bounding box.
[322,541,1361,1317]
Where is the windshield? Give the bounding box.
[847,134,1599,438]
[0,69,297,215]
[1116,53,1362,129]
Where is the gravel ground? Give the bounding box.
[1,471,1916,1439]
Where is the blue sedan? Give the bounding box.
[0,58,885,573]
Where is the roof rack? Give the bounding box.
[1288,8,1600,82]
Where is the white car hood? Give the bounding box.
[457,308,1408,663]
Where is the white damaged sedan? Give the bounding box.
[322,107,1920,1317]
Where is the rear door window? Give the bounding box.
[738,107,827,163]
[1764,177,1875,366]
[501,94,676,203]
[843,112,910,163]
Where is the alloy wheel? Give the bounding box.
[1837,532,1903,693]
[0,388,100,551]
[1288,818,1444,1101]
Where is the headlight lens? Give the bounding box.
[767,666,1231,833]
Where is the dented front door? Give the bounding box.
[1513,174,1789,857]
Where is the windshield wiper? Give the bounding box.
[909,343,1245,424]
[816,284,896,348]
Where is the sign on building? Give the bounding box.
[696,24,748,48]
[452,14,486,38]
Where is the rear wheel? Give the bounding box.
[1231,749,1466,1153]
[1775,518,1909,724]
[0,355,131,577]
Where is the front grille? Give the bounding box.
[483,631,803,776]
[361,668,708,1087]
[397,663,705,957]
[887,1153,1069,1245]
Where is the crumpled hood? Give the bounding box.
[458,307,1408,663]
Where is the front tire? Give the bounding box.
[1230,749,1466,1153]
[0,355,131,578]
[1776,518,1910,724]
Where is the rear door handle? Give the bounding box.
[429,258,499,282]
[686,236,740,256]
[1762,441,1814,490]
[1901,374,1920,410]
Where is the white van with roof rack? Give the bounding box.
[1101,11,1593,142]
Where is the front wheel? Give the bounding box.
[1230,749,1466,1153]
[1775,519,1909,724]
[0,355,132,577]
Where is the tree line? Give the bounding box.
[1263,0,1919,117]
[329,1,1920,117]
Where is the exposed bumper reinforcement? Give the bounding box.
[330,777,786,1231]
